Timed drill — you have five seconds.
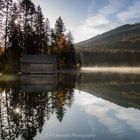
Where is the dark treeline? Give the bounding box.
[80,50,140,66]
[0,0,81,73]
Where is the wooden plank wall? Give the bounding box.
[20,55,57,74]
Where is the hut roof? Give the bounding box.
[20,55,57,64]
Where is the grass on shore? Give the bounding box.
[0,74,18,82]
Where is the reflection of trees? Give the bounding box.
[0,86,74,140]
[51,89,74,122]
[0,89,19,140]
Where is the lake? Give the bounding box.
[0,69,140,140]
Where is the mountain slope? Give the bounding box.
[75,23,140,51]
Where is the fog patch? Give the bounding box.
[81,67,140,74]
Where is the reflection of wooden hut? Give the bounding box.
[20,74,57,93]
[20,55,57,74]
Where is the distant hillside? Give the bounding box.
[75,23,140,66]
[75,23,140,51]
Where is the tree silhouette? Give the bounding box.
[54,16,65,35]
[0,0,5,48]
[20,0,36,53]
[8,3,23,57]
[44,18,51,54]
[2,0,13,54]
[34,5,45,54]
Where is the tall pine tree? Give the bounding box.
[54,17,66,50]
[54,16,65,35]
[44,18,51,54]
[54,17,66,68]
[0,0,5,48]
[65,31,77,68]
[3,0,13,54]
[34,5,45,54]
[20,0,35,53]
[8,3,23,57]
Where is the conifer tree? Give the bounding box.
[54,16,65,35]
[8,3,23,57]
[65,31,77,68]
[34,5,45,54]
[48,29,56,54]
[50,29,56,47]
[44,18,50,54]
[54,17,77,68]
[0,0,5,48]
[3,0,13,54]
[54,17,67,50]
[20,0,36,53]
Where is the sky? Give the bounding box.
[16,0,140,43]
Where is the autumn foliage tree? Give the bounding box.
[54,17,77,69]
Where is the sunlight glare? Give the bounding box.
[15,108,20,113]
[14,19,19,25]
[2,90,6,98]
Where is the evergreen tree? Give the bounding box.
[66,31,82,68]
[8,3,23,57]
[65,31,77,68]
[54,16,65,35]
[26,24,36,54]
[48,29,56,54]
[54,17,77,69]
[0,0,5,16]
[54,17,66,52]
[20,0,36,53]
[0,0,5,48]
[3,0,13,54]
[44,18,50,54]
[50,29,56,47]
[34,5,45,54]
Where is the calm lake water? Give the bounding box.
[0,70,140,140]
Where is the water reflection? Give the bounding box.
[0,72,140,140]
[75,90,140,140]
[0,73,76,140]
[77,72,140,109]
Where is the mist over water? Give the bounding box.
[81,67,140,74]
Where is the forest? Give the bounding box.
[0,0,81,73]
[79,50,140,66]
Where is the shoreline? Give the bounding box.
[1,67,140,77]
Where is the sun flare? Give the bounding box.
[14,19,19,25]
